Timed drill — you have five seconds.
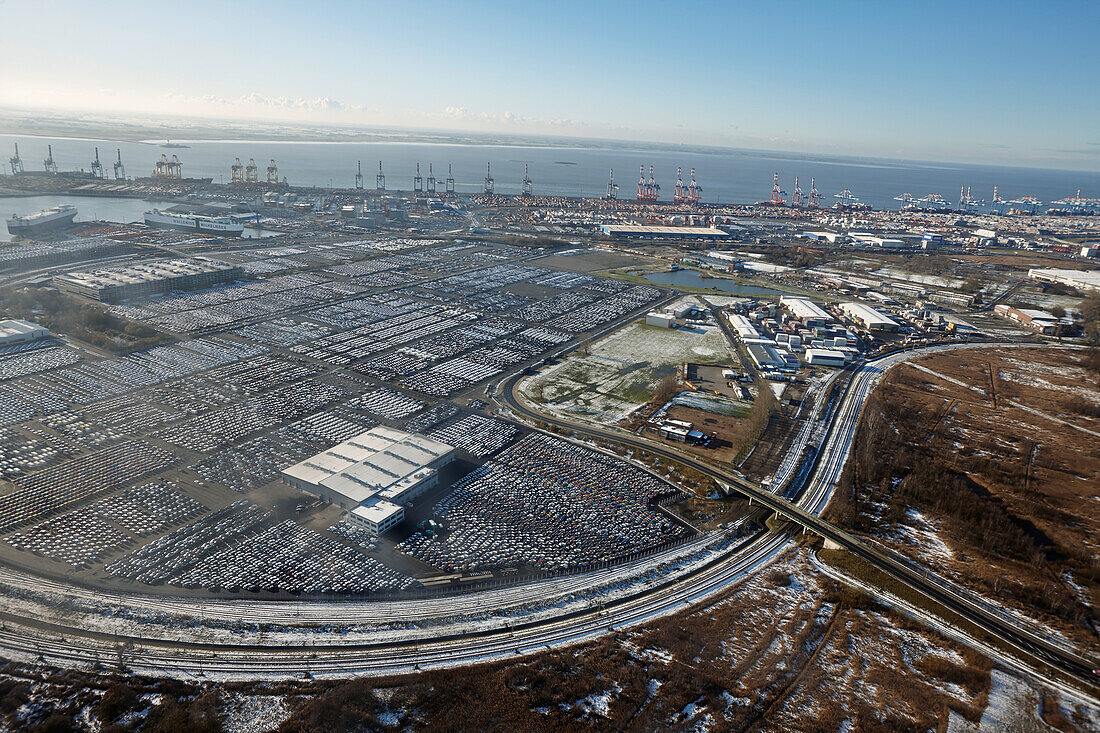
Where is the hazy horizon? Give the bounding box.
[2,1,1097,173]
[4,105,1100,179]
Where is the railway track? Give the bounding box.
[0,340,1093,693]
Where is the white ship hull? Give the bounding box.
[144,210,244,236]
[6,206,78,235]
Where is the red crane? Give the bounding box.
[770,172,786,205]
[687,168,701,205]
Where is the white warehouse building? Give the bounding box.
[646,311,676,328]
[0,319,48,346]
[780,296,832,327]
[282,426,455,535]
[725,312,760,341]
[840,301,900,332]
[804,348,847,367]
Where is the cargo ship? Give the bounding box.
[143,209,245,236]
[6,205,78,236]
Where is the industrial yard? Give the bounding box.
[0,230,718,599]
[0,124,1098,731]
[5,0,1100,727]
[518,297,735,425]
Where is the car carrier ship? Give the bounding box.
[6,205,77,236]
[143,209,245,236]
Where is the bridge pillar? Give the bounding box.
[823,537,843,551]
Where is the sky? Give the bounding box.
[1,0,1098,171]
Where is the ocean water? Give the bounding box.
[0,194,162,242]
[1,133,1097,212]
[0,193,277,242]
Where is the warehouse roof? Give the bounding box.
[1028,268,1100,294]
[805,348,846,360]
[282,426,453,506]
[54,256,239,290]
[840,301,899,329]
[780,296,832,322]
[746,342,784,369]
[0,319,47,340]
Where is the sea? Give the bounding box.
[2,132,1098,224]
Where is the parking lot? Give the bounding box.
[0,236,676,597]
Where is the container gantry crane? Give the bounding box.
[43,145,57,174]
[231,157,245,184]
[483,162,494,195]
[770,172,786,205]
[266,159,279,184]
[521,163,533,196]
[414,163,423,192]
[9,144,23,175]
[445,164,455,195]
[376,161,386,191]
[687,168,701,205]
[606,168,618,199]
[245,158,259,183]
[113,149,126,180]
[426,164,436,194]
[355,160,364,190]
[90,147,105,179]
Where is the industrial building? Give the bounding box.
[1028,268,1100,295]
[839,301,900,332]
[745,342,786,371]
[282,426,455,535]
[645,311,676,328]
[993,304,1064,335]
[599,224,731,240]
[850,232,906,249]
[780,296,832,327]
[804,348,847,367]
[0,319,48,346]
[657,419,710,445]
[54,257,242,303]
[801,231,843,244]
[725,312,760,341]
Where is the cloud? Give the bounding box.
[159,93,369,116]
[439,106,586,131]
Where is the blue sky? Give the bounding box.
[1,0,1097,170]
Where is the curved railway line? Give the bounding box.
[0,340,1094,695]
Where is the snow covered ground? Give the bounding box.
[220,694,292,733]
[520,303,735,425]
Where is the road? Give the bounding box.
[501,342,1100,689]
[0,338,1094,691]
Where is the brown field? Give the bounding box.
[664,404,748,463]
[832,346,1100,646]
[535,250,639,273]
